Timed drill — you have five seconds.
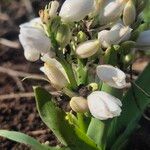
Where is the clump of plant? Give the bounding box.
[0,0,150,150]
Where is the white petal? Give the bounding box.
[96,65,126,89]
[19,27,51,54]
[98,30,110,48]
[87,91,122,120]
[20,17,42,29]
[59,0,94,22]
[24,49,40,62]
[99,1,125,25]
[98,23,132,48]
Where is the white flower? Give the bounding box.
[76,40,100,58]
[19,18,52,61]
[99,0,127,25]
[41,55,69,90]
[87,91,122,120]
[59,0,94,22]
[98,23,132,48]
[96,65,127,89]
[136,30,150,50]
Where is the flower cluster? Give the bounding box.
[19,0,149,121]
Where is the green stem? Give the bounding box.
[56,50,78,90]
[77,113,87,133]
[101,83,123,150]
[87,118,106,149]
[62,88,77,98]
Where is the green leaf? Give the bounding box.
[0,130,60,150]
[104,46,118,66]
[87,118,105,148]
[34,87,68,146]
[76,59,88,85]
[34,87,99,150]
[110,63,150,149]
[142,0,150,22]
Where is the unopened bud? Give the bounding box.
[123,0,136,26]
[76,40,100,58]
[88,83,98,91]
[41,56,69,90]
[123,53,134,66]
[56,24,71,47]
[39,9,50,24]
[77,31,87,43]
[44,63,68,90]
[49,1,59,18]
[70,97,89,113]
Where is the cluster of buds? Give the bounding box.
[19,0,149,120]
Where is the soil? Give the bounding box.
[0,0,150,150]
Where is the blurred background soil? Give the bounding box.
[0,0,150,150]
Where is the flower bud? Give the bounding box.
[59,0,94,22]
[98,23,132,48]
[77,31,87,43]
[19,18,52,62]
[56,24,71,47]
[89,0,104,17]
[39,9,50,24]
[41,55,69,90]
[88,83,98,91]
[136,30,150,50]
[123,53,134,65]
[70,97,89,113]
[76,40,100,58]
[49,1,59,18]
[96,65,127,89]
[123,0,136,26]
[87,91,122,120]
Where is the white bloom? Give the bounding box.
[19,18,52,61]
[98,23,132,48]
[20,17,43,29]
[76,40,100,58]
[99,0,127,25]
[59,0,94,22]
[41,55,69,89]
[136,30,150,50]
[96,65,127,89]
[87,91,122,120]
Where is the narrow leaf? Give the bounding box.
[0,130,55,150]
